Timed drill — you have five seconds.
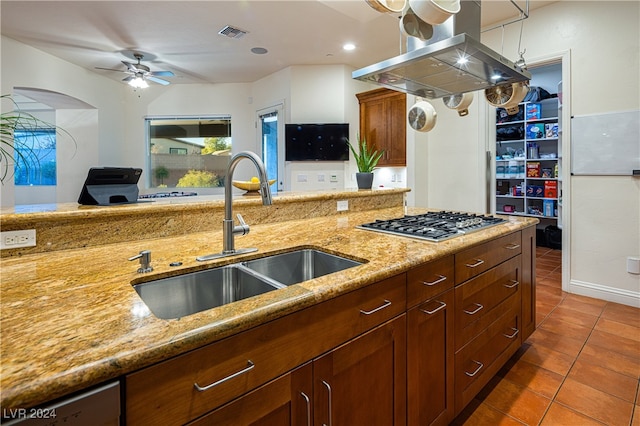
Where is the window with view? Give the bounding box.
[146,117,232,190]
[14,129,57,186]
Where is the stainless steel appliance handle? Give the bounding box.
[322,380,333,426]
[463,303,484,315]
[194,360,255,392]
[465,259,485,268]
[420,301,446,315]
[421,274,447,286]
[359,299,392,315]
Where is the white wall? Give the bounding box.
[1,36,124,207]
[484,1,640,305]
[421,1,639,305]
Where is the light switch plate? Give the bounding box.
[337,200,349,212]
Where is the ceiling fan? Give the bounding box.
[96,53,174,87]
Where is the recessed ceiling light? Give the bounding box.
[251,47,268,55]
[343,43,356,51]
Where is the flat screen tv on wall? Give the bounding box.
[285,123,349,161]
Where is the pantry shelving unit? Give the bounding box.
[495,97,562,229]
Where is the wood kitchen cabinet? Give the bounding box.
[407,290,454,426]
[314,315,407,426]
[188,363,313,426]
[126,274,406,425]
[356,88,407,167]
[453,231,524,415]
[406,255,455,426]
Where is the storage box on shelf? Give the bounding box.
[495,98,561,224]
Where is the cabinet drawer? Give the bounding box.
[126,274,406,425]
[455,256,521,350]
[454,232,521,284]
[454,302,521,412]
[407,255,454,308]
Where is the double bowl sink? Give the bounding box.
[133,249,362,319]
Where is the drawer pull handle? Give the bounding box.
[505,243,521,250]
[463,303,484,315]
[465,259,485,268]
[504,280,519,289]
[503,327,520,339]
[194,360,255,392]
[300,391,311,426]
[322,380,333,426]
[465,360,484,377]
[421,301,446,315]
[360,299,392,315]
[421,275,447,286]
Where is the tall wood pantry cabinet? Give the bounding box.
[356,88,407,167]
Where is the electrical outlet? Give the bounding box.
[337,200,349,212]
[1,229,36,249]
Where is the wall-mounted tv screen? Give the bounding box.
[285,123,349,161]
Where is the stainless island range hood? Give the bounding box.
[353,1,531,99]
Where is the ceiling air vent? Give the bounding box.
[218,25,248,39]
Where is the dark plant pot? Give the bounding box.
[356,172,374,190]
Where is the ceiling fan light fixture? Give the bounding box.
[129,76,149,89]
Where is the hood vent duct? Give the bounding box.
[353,1,531,99]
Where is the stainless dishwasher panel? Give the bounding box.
[3,381,120,425]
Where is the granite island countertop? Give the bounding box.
[0,205,537,410]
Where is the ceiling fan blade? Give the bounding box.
[150,70,175,77]
[147,76,171,86]
[122,75,134,82]
[95,66,129,73]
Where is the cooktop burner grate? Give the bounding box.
[358,211,506,242]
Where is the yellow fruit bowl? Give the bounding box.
[232,179,276,193]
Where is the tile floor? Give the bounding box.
[452,247,640,426]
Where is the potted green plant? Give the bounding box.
[1,94,75,184]
[347,136,384,190]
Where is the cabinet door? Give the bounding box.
[407,289,454,426]
[188,363,313,426]
[359,97,388,164]
[383,94,407,167]
[357,88,407,167]
[313,315,407,426]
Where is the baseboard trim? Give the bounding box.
[568,279,640,308]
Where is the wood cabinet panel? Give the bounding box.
[455,255,522,350]
[407,255,455,309]
[356,88,406,167]
[187,363,313,426]
[407,289,455,426]
[521,225,536,341]
[454,231,522,284]
[454,298,521,413]
[314,315,407,426]
[126,274,406,425]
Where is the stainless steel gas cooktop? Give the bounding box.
[358,211,506,242]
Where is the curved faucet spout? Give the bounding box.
[220,151,272,255]
[225,151,273,220]
[197,150,273,261]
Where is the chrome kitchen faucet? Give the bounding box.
[197,151,272,261]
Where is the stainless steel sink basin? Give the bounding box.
[133,265,285,319]
[133,249,362,319]
[242,249,362,286]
